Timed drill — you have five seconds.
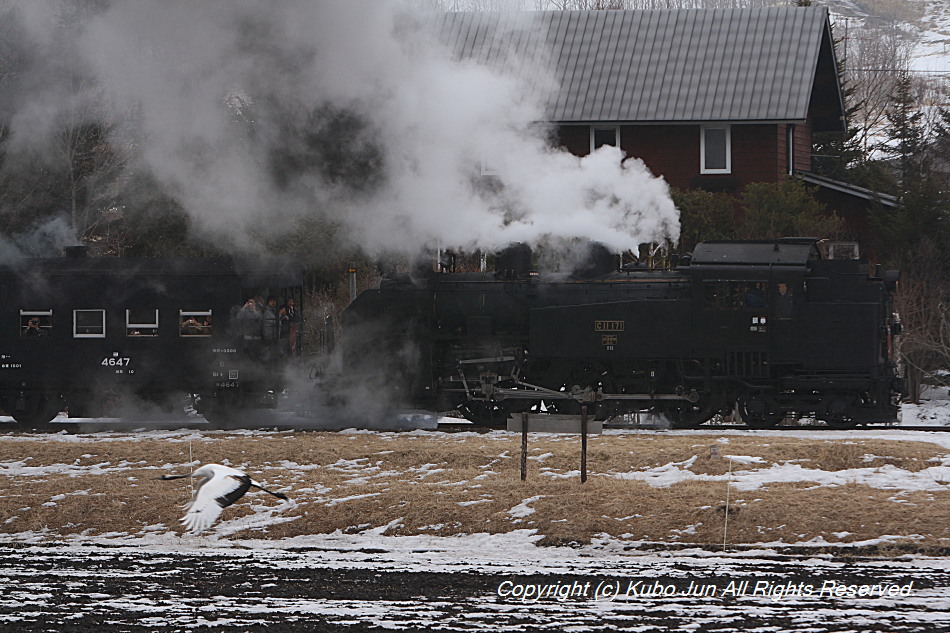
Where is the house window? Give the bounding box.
[74,309,105,338]
[701,125,731,174]
[479,161,498,177]
[20,310,52,338]
[127,309,159,337]
[591,126,620,151]
[179,310,212,337]
[479,148,499,176]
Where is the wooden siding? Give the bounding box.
[794,120,813,172]
[777,122,814,178]
[556,123,792,192]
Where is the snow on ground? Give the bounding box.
[3,529,948,632]
[1,525,947,580]
[609,456,950,492]
[1,400,949,545]
[4,422,950,496]
[903,392,950,426]
[1,401,949,489]
[2,401,949,630]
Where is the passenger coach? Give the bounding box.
[0,248,303,427]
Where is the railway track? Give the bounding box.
[435,420,950,433]
[0,415,946,433]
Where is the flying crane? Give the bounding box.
[161,463,289,532]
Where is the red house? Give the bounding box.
[438,8,881,239]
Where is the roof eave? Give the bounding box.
[553,119,810,126]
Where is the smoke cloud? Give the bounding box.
[3,1,679,257]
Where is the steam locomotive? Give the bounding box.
[342,239,903,428]
[0,247,303,428]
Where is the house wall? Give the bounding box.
[557,123,798,193]
[778,122,814,176]
[794,120,813,172]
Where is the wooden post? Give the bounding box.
[581,406,588,483]
[520,411,528,481]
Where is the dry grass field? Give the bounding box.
[1,429,949,550]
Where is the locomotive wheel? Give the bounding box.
[197,394,254,429]
[824,417,857,430]
[458,402,510,428]
[12,395,63,431]
[560,361,617,421]
[67,390,122,418]
[737,398,784,429]
[820,392,858,429]
[660,390,724,428]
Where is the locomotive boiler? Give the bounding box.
[342,239,902,429]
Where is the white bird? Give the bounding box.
[161,463,289,532]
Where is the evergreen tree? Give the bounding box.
[737,178,843,240]
[870,72,949,269]
[671,187,736,252]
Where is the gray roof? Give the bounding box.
[691,239,821,266]
[435,8,843,127]
[797,172,898,208]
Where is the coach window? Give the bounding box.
[73,309,105,338]
[127,309,159,337]
[180,310,212,337]
[20,310,52,337]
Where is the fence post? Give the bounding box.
[521,412,528,481]
[581,406,588,483]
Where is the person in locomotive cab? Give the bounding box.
[280,297,301,354]
[262,296,279,340]
[284,297,300,354]
[237,297,263,340]
[743,282,765,308]
[23,318,45,337]
[775,282,794,318]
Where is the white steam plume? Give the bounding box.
[9,1,679,255]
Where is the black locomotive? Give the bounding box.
[342,239,902,428]
[0,247,303,427]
